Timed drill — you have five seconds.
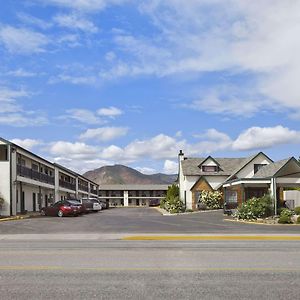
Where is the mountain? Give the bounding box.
[83,165,177,185]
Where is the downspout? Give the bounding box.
[271,177,277,216]
[9,145,13,216]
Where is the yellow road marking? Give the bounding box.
[122,235,300,241]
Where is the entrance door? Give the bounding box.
[33,193,36,212]
[21,191,25,213]
[136,199,140,206]
[45,195,48,207]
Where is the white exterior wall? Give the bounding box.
[284,191,300,207]
[205,176,228,189]
[202,158,218,166]
[0,161,10,216]
[183,176,200,209]
[236,153,272,178]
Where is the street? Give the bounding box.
[1,208,300,299]
[0,239,300,299]
[1,208,300,234]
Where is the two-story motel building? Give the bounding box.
[0,137,98,217]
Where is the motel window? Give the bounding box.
[32,163,39,171]
[226,191,238,203]
[202,165,218,172]
[254,164,267,174]
[0,145,8,161]
[18,158,26,166]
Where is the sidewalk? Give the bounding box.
[0,211,41,222]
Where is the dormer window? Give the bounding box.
[254,164,267,174]
[202,165,218,172]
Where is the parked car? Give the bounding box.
[40,200,81,217]
[81,198,102,212]
[66,200,86,214]
[99,200,108,209]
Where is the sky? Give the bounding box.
[1,0,300,175]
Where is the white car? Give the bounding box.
[81,198,102,212]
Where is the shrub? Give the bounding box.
[198,190,222,210]
[235,194,273,220]
[278,209,293,224]
[161,184,184,214]
[297,216,300,224]
[294,206,300,215]
[185,209,194,213]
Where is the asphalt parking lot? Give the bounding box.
[1,207,300,234]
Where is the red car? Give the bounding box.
[40,200,81,217]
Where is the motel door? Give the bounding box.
[32,193,36,212]
[21,191,25,213]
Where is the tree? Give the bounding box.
[160,184,184,213]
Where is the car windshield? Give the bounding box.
[66,201,80,205]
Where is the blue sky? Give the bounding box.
[1,0,300,174]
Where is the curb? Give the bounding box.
[154,207,222,216]
[0,215,28,222]
[224,218,300,226]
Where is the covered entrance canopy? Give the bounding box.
[223,157,300,214]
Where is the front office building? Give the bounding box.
[0,137,98,217]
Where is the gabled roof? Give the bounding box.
[198,156,221,168]
[181,157,247,176]
[226,152,273,181]
[190,176,213,191]
[253,157,296,178]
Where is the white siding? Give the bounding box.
[236,153,272,178]
[205,176,228,189]
[0,160,10,216]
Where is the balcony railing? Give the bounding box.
[91,189,98,195]
[59,179,76,191]
[78,184,88,192]
[17,165,55,185]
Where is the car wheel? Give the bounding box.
[57,210,64,217]
[41,210,46,216]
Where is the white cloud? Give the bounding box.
[42,124,300,174]
[97,106,123,117]
[40,0,128,12]
[49,141,98,159]
[7,68,37,77]
[53,13,98,33]
[17,12,53,30]
[0,86,47,127]
[79,127,129,142]
[163,160,178,174]
[61,109,105,125]
[232,126,300,151]
[94,1,300,118]
[0,25,49,54]
[135,166,157,175]
[11,138,42,150]
[48,74,97,85]
[188,91,266,117]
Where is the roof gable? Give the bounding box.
[226,152,273,181]
[254,157,300,178]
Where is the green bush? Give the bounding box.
[185,209,194,213]
[297,216,300,224]
[278,215,293,224]
[294,206,300,215]
[161,184,184,214]
[198,190,222,210]
[235,194,273,220]
[278,209,293,224]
